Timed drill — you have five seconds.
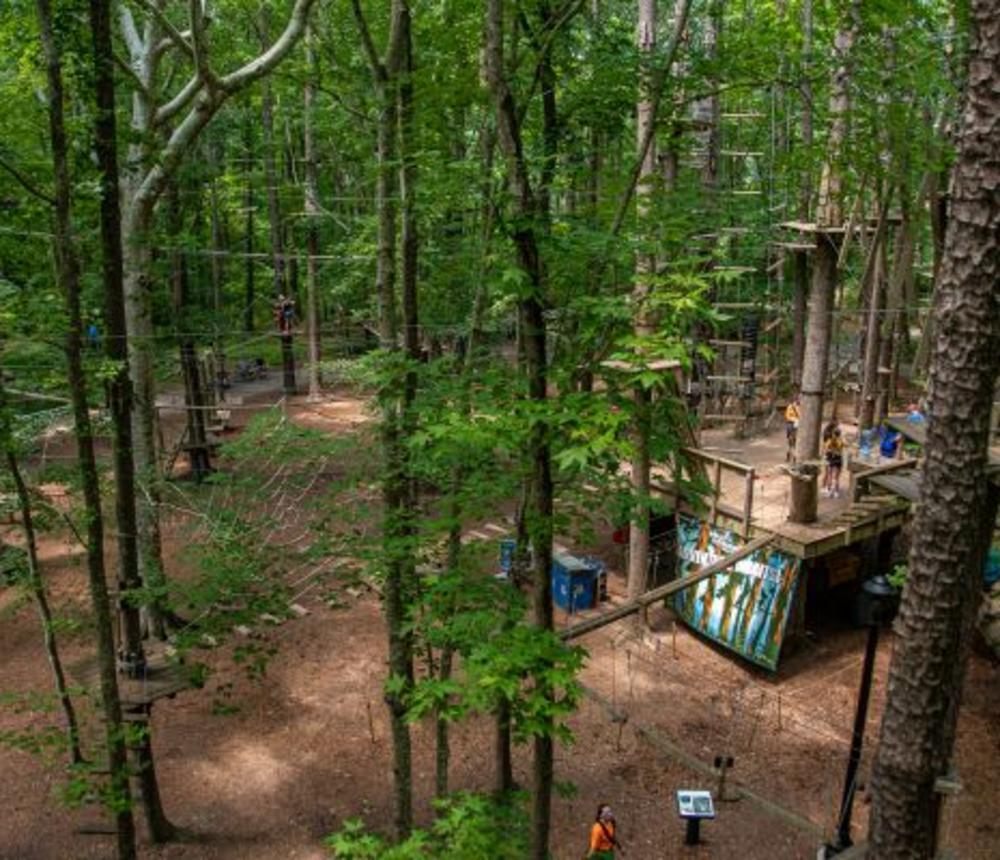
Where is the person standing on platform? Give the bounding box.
[823,424,845,498]
[784,395,801,462]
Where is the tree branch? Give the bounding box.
[154,73,201,126]
[188,0,219,88]
[350,0,385,80]
[114,51,148,94]
[119,3,145,59]
[129,0,194,61]
[134,0,320,214]
[515,0,583,132]
[0,152,55,207]
[219,0,320,92]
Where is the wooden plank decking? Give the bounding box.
[69,645,193,709]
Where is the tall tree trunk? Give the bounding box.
[860,235,886,431]
[90,0,175,840]
[303,27,322,402]
[859,194,893,431]
[244,118,256,334]
[209,142,227,400]
[627,0,656,604]
[792,0,814,387]
[484,3,555,855]
[37,0,138,853]
[260,11,286,301]
[791,1,860,523]
[352,0,413,836]
[868,4,1000,855]
[122,197,168,636]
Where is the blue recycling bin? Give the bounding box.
[499,539,517,574]
[551,552,600,614]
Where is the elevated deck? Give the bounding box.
[652,424,913,560]
[69,644,193,710]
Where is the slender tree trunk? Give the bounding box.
[792,251,808,387]
[495,697,515,794]
[790,1,860,523]
[244,119,256,334]
[303,27,322,402]
[352,0,413,836]
[792,0,814,388]
[209,143,227,400]
[860,238,886,431]
[169,189,213,484]
[859,194,893,431]
[90,0,176,839]
[868,5,1000,855]
[627,0,656,604]
[484,3,555,855]
[434,647,453,798]
[3,444,83,765]
[260,12,286,301]
[37,0,138,852]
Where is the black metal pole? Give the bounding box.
[829,619,880,853]
[685,818,701,846]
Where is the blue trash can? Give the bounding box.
[551,552,599,614]
[499,538,517,574]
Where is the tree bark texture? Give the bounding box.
[867,3,1000,857]
[36,0,138,852]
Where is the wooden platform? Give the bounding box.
[653,427,913,561]
[869,470,921,502]
[69,645,193,709]
[759,493,909,559]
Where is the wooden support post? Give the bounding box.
[711,459,723,522]
[743,468,755,537]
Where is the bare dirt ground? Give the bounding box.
[1,387,998,860]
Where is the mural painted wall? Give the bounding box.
[674,514,801,670]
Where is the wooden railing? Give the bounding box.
[681,446,756,537]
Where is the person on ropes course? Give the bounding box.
[587,803,623,859]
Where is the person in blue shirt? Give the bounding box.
[879,422,902,460]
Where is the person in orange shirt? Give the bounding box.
[588,804,621,858]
